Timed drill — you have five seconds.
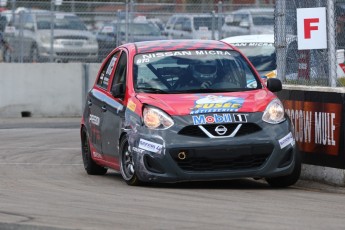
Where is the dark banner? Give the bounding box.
[277,89,345,169]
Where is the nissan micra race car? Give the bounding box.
[80,39,301,187]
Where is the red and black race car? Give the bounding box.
[80,39,301,187]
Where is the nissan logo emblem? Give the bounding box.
[215,125,227,135]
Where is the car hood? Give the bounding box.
[37,29,95,39]
[136,90,276,116]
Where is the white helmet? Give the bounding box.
[192,61,217,82]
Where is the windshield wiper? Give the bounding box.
[171,88,238,93]
[136,87,168,94]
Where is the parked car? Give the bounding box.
[222,34,333,81]
[163,13,224,40]
[96,20,166,61]
[80,39,301,187]
[222,34,276,77]
[222,8,274,38]
[3,8,98,62]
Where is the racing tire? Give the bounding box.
[119,136,141,186]
[266,149,302,188]
[81,128,108,175]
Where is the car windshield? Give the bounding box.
[252,14,274,26]
[133,50,261,94]
[232,42,276,72]
[101,23,161,36]
[193,17,224,30]
[36,15,87,30]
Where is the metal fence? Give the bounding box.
[0,0,274,63]
[275,0,345,87]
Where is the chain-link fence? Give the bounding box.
[0,0,274,63]
[275,0,345,87]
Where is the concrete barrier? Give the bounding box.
[0,63,100,117]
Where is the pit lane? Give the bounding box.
[0,118,344,230]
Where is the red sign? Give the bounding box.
[304,18,319,39]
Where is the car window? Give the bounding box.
[112,52,127,86]
[252,15,274,26]
[97,52,120,89]
[193,17,221,30]
[134,50,260,93]
[231,14,249,26]
[173,17,188,31]
[36,15,87,30]
[165,16,177,30]
[232,43,276,72]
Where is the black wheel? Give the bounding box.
[266,149,301,188]
[81,128,107,175]
[30,45,39,63]
[119,136,141,186]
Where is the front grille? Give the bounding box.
[178,123,261,138]
[170,144,273,171]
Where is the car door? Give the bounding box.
[86,51,119,155]
[100,50,128,158]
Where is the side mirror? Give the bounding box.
[111,83,125,98]
[266,78,282,92]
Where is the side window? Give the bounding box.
[173,17,187,31]
[112,52,127,90]
[97,52,119,89]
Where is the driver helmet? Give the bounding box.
[192,60,217,82]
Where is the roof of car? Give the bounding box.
[230,8,274,14]
[222,34,274,44]
[132,39,233,54]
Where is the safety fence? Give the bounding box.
[275,0,345,87]
[0,1,274,63]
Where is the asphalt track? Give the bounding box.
[1,117,345,230]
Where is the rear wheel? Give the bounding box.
[119,136,141,186]
[81,128,107,175]
[266,149,301,188]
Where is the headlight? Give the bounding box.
[143,106,174,129]
[262,99,286,124]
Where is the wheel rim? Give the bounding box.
[121,141,135,180]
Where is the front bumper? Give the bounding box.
[128,113,297,183]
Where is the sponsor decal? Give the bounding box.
[278,132,294,149]
[138,139,163,153]
[284,100,341,156]
[136,50,232,64]
[89,114,100,126]
[132,147,145,153]
[233,42,273,47]
[127,100,136,112]
[190,95,244,114]
[192,113,247,125]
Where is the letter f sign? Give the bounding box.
[304,18,319,39]
[297,7,327,50]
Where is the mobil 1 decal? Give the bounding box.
[192,113,248,125]
[190,95,244,115]
[283,100,341,156]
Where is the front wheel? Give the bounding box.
[119,136,141,186]
[266,149,301,188]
